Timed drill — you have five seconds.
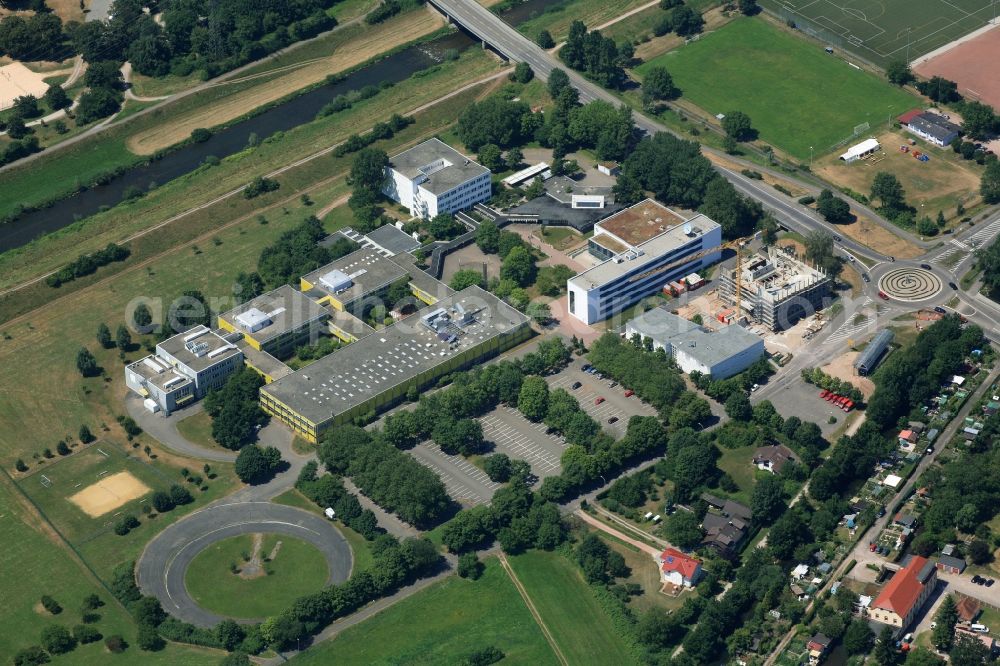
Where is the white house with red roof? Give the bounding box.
[659,548,702,587]
[869,556,937,630]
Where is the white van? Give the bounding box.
[971,624,989,634]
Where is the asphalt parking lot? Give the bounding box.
[548,363,659,438]
[755,375,848,437]
[481,406,566,479]
[409,442,500,507]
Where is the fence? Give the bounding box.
[761,3,884,70]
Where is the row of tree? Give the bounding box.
[296,460,382,539]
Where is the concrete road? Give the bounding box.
[125,396,237,463]
[136,501,352,627]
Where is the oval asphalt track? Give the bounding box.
[137,502,352,627]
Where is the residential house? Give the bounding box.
[700,494,752,558]
[807,633,832,664]
[869,556,938,630]
[894,513,918,530]
[753,444,800,475]
[898,429,918,446]
[659,548,702,587]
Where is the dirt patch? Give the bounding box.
[813,130,982,228]
[126,8,446,154]
[914,25,1000,111]
[237,533,284,579]
[834,214,923,260]
[0,62,50,111]
[441,243,502,284]
[68,471,151,517]
[821,351,875,399]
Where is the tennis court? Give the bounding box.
[761,0,999,66]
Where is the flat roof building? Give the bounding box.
[260,286,531,442]
[384,138,492,219]
[855,329,894,376]
[623,307,765,379]
[718,246,833,331]
[300,248,448,314]
[218,285,330,358]
[125,325,244,415]
[899,110,961,147]
[567,200,722,325]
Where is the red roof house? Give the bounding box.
[897,109,923,125]
[659,548,702,587]
[870,556,937,629]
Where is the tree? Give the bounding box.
[506,147,524,170]
[500,245,536,287]
[670,5,704,36]
[219,653,251,666]
[458,96,532,150]
[169,484,193,506]
[350,148,389,193]
[115,324,132,351]
[738,0,759,14]
[641,66,679,107]
[215,619,245,651]
[886,58,913,85]
[917,76,960,103]
[457,552,484,579]
[39,625,76,655]
[484,453,513,482]
[662,509,702,549]
[699,177,762,239]
[725,392,752,421]
[511,61,533,84]
[478,143,505,172]
[804,229,842,276]
[904,648,944,666]
[6,115,31,139]
[12,645,50,665]
[133,303,153,329]
[76,348,99,377]
[127,34,172,77]
[981,159,1000,204]
[475,220,500,254]
[968,538,991,565]
[722,111,754,141]
[136,624,164,651]
[234,445,283,484]
[843,618,874,654]
[537,29,555,49]
[750,474,785,523]
[816,189,852,224]
[75,87,122,125]
[873,625,901,666]
[871,171,907,213]
[464,646,504,666]
[961,101,997,140]
[450,269,485,291]
[518,376,550,422]
[96,323,113,349]
[73,624,101,644]
[951,632,991,665]
[931,594,958,651]
[12,94,40,119]
[547,68,570,99]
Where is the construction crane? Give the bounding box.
[625,235,753,314]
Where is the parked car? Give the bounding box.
[624,389,634,397]
[973,575,984,584]
[581,364,591,372]
[596,372,605,379]
[926,446,933,454]
[869,542,877,552]
[934,306,946,314]
[820,389,830,399]
[571,381,582,390]
[862,273,870,283]
[608,381,618,388]
[595,397,605,405]
[607,416,619,424]
[988,579,995,588]
[751,384,760,392]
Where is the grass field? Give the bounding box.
[637,18,918,160]
[758,0,998,67]
[185,534,330,618]
[0,479,219,664]
[272,488,375,572]
[715,445,758,505]
[516,0,655,43]
[507,550,636,665]
[290,558,558,664]
[175,411,220,451]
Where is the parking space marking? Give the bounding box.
[479,409,567,476]
[409,443,500,506]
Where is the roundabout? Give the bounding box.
[137,502,352,626]
[877,267,943,302]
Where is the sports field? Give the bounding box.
[638,18,918,159]
[759,0,999,66]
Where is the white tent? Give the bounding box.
[839,138,880,162]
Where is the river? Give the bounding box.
[0,0,559,252]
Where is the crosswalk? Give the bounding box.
[826,298,876,344]
[931,217,1000,266]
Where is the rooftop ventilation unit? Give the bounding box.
[185,341,210,357]
[319,269,353,293]
[183,327,209,342]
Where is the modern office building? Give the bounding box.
[718,247,833,331]
[260,286,531,442]
[623,307,765,379]
[218,285,330,358]
[567,199,722,325]
[384,138,492,219]
[125,325,243,414]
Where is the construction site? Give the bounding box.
[717,247,833,332]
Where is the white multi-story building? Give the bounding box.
[567,199,722,325]
[125,325,244,414]
[384,138,492,219]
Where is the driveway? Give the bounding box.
[125,395,237,463]
[136,501,352,627]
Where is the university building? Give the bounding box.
[567,199,722,325]
[383,138,492,219]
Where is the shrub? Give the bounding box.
[12,646,49,665]
[39,625,76,655]
[40,595,62,615]
[457,552,484,579]
[243,176,280,199]
[73,624,102,644]
[104,635,127,653]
